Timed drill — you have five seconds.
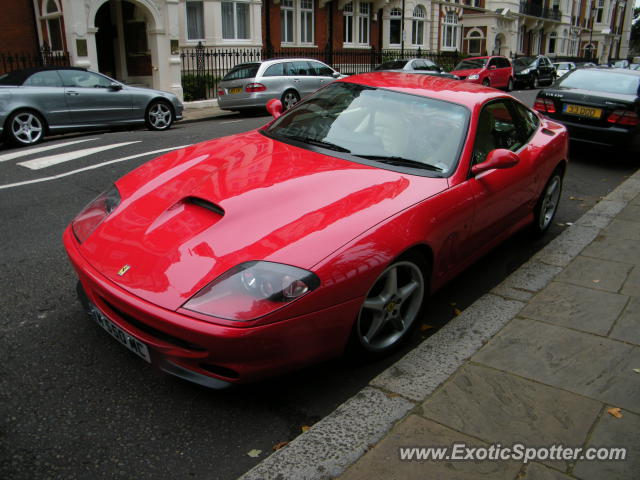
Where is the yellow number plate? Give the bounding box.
[229,87,242,94]
[563,104,602,119]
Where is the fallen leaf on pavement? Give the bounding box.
[566,222,573,226]
[593,279,600,283]
[607,407,623,419]
[420,324,434,331]
[272,442,288,451]
[386,392,400,399]
[633,368,640,374]
[247,449,262,458]
[301,425,311,433]
[453,308,462,316]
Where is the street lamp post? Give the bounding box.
[401,0,406,57]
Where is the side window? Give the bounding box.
[263,63,285,77]
[60,70,112,88]
[500,58,511,69]
[472,101,523,165]
[309,61,334,76]
[23,70,63,87]
[487,58,497,68]
[290,61,312,76]
[411,60,425,70]
[512,101,540,142]
[424,60,440,71]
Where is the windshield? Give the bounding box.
[513,57,535,68]
[558,70,640,96]
[453,58,488,70]
[376,60,408,70]
[222,63,260,81]
[265,82,469,174]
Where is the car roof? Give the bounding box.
[0,66,87,85]
[338,71,506,109]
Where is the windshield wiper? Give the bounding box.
[279,133,351,153]
[353,154,443,172]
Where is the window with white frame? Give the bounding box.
[43,0,64,51]
[595,0,603,23]
[518,25,525,54]
[222,1,250,40]
[412,6,425,45]
[358,2,370,45]
[282,0,314,45]
[186,1,204,40]
[344,2,353,43]
[389,8,402,46]
[467,30,482,55]
[442,13,459,50]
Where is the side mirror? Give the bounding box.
[472,149,519,176]
[109,82,123,91]
[332,71,341,78]
[266,99,283,119]
[489,65,497,70]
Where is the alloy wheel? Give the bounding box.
[538,174,561,231]
[11,112,43,145]
[148,102,172,130]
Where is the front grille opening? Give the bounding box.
[100,297,206,352]
[199,363,240,379]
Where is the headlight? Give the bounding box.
[521,68,531,75]
[72,186,121,243]
[183,261,320,321]
[468,74,480,80]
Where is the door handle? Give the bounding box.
[66,90,79,96]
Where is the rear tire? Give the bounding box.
[145,100,173,131]
[532,168,564,237]
[281,90,300,111]
[6,110,45,146]
[348,251,429,359]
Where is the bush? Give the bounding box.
[181,74,219,101]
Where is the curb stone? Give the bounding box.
[238,168,640,480]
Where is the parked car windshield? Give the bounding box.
[558,70,640,95]
[454,58,488,70]
[376,60,409,70]
[514,57,536,68]
[265,82,469,174]
[223,63,260,81]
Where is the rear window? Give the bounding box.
[454,58,488,70]
[223,63,260,81]
[558,70,640,96]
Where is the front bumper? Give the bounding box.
[63,227,360,387]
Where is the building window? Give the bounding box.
[344,2,353,44]
[358,2,370,45]
[467,30,482,55]
[281,0,294,43]
[595,0,603,23]
[300,0,314,44]
[389,8,402,46]
[548,32,557,53]
[412,6,425,45]
[518,25,525,53]
[43,0,64,51]
[442,13,458,50]
[186,1,204,40]
[222,1,250,40]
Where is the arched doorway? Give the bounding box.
[493,33,505,56]
[94,0,153,87]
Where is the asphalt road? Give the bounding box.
[0,90,637,480]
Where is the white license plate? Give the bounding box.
[89,304,151,363]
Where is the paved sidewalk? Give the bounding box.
[181,100,230,123]
[240,169,640,480]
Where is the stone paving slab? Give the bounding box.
[518,282,628,335]
[582,235,640,266]
[522,462,576,480]
[620,266,640,297]
[610,296,640,346]
[491,260,563,301]
[340,415,522,480]
[603,218,640,240]
[631,193,640,206]
[554,256,631,293]
[533,225,600,267]
[420,364,600,471]
[573,410,640,480]
[615,204,640,222]
[473,319,640,413]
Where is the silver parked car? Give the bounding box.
[217,58,342,112]
[553,62,576,78]
[374,58,459,79]
[0,66,183,146]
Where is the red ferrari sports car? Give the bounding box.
[63,73,568,388]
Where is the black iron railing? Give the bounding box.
[0,45,70,75]
[180,43,465,101]
[519,1,562,21]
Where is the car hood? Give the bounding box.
[450,68,482,77]
[78,131,448,311]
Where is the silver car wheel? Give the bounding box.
[10,112,44,145]
[146,102,173,131]
[281,91,300,110]
[356,260,425,352]
[538,174,562,231]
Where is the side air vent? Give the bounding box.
[185,197,225,216]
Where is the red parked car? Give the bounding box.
[63,72,567,388]
[451,56,515,91]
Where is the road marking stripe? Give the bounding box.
[0,138,98,163]
[0,145,191,190]
[220,120,244,124]
[17,141,140,170]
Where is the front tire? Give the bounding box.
[531,74,540,89]
[350,252,428,357]
[6,110,45,146]
[506,77,514,92]
[145,101,173,131]
[532,168,563,237]
[281,90,300,110]
[482,78,490,87]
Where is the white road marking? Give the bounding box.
[220,120,244,124]
[17,141,140,170]
[0,138,98,163]
[0,145,191,190]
